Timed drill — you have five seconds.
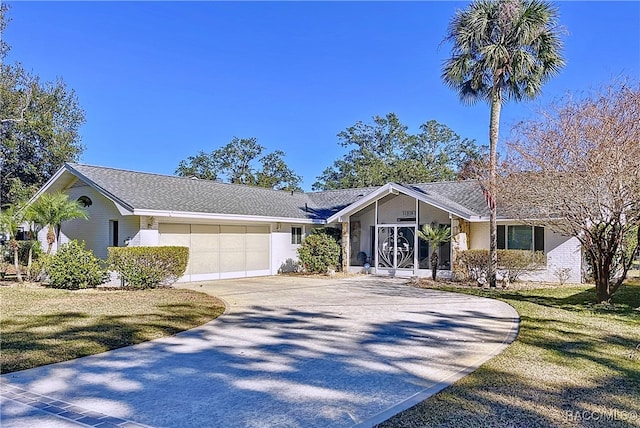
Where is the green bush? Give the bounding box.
[498,250,546,282]
[310,227,342,242]
[18,240,41,265]
[297,233,340,274]
[46,241,108,289]
[108,246,189,289]
[455,249,490,281]
[0,243,11,264]
[28,254,51,282]
[454,249,546,283]
[0,260,9,279]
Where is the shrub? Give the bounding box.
[28,254,51,282]
[0,261,9,279]
[454,249,546,283]
[297,233,340,274]
[498,250,546,282]
[46,240,108,289]
[455,249,490,281]
[18,240,41,265]
[311,227,341,242]
[108,246,189,289]
[554,267,572,285]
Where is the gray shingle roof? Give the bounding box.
[68,164,319,220]
[66,163,492,221]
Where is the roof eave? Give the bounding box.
[133,209,325,225]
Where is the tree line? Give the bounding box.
[174,113,487,191]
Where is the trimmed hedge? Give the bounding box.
[46,240,108,289]
[297,233,340,274]
[108,246,189,289]
[455,249,546,283]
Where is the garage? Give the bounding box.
[158,224,271,281]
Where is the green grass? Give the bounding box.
[0,286,225,374]
[380,280,640,428]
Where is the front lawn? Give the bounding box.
[0,285,225,374]
[381,280,640,428]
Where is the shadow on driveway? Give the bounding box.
[0,276,519,428]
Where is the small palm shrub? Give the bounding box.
[46,240,108,289]
[297,233,340,274]
[108,246,189,289]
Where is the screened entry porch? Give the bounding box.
[344,193,452,277]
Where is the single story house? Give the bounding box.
[33,163,584,283]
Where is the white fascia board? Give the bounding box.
[64,164,135,213]
[495,216,565,224]
[26,166,71,206]
[327,182,478,223]
[133,209,325,225]
[29,164,135,216]
[326,184,396,223]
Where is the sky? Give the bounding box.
[3,1,639,191]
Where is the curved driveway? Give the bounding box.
[1,276,519,428]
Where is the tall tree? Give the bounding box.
[27,192,88,254]
[313,113,483,190]
[216,137,264,185]
[499,81,640,303]
[442,0,565,288]
[176,137,302,191]
[0,5,86,206]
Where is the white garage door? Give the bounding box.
[158,224,271,281]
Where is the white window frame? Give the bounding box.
[291,226,303,245]
[499,225,544,252]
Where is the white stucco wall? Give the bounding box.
[271,223,308,273]
[468,222,582,283]
[134,216,160,246]
[41,182,140,260]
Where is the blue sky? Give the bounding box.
[4,1,639,191]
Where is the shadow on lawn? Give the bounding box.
[475,283,640,318]
[379,283,640,428]
[0,302,222,374]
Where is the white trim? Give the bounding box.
[326,183,483,224]
[65,164,135,212]
[26,167,69,205]
[133,209,323,225]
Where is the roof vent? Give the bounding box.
[190,176,199,180]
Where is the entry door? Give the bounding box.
[377,226,415,270]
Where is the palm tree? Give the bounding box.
[0,205,25,282]
[418,224,451,281]
[442,0,564,288]
[27,192,88,254]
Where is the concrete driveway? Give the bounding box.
[0,276,519,428]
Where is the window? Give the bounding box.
[497,225,544,252]
[291,227,302,245]
[109,220,119,247]
[77,196,92,207]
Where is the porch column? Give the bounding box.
[341,221,349,272]
[451,218,469,279]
